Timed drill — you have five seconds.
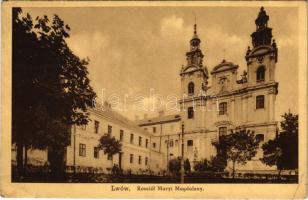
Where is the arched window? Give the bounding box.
[256,66,265,82]
[188,82,194,95]
[219,102,227,115]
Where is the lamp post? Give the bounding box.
[73,124,76,174]
[165,135,170,174]
[180,121,185,183]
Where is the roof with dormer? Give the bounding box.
[211,59,239,74]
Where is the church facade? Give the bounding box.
[137,7,279,172]
[12,7,280,175]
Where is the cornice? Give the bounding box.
[139,118,181,126]
[212,81,278,99]
[211,64,239,75]
[178,96,207,104]
[180,65,208,78]
[247,45,276,59]
[237,121,278,129]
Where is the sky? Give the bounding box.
[23,6,299,121]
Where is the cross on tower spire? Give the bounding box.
[186,20,204,67]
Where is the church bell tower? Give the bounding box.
[245,7,278,85]
[179,24,209,131]
[186,24,204,67]
[245,7,279,127]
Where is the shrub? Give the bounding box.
[193,159,210,172]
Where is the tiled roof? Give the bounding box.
[89,104,148,135]
[136,114,181,126]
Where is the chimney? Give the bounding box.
[158,110,165,117]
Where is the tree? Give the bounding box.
[168,158,181,175]
[98,134,122,166]
[208,155,227,172]
[193,159,210,172]
[184,159,191,173]
[193,157,226,172]
[261,111,298,174]
[12,8,96,176]
[213,129,260,178]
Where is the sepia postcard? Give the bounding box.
[0,1,307,198]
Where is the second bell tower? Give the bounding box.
[245,7,278,85]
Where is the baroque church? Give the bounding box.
[137,6,279,172]
[14,7,280,174]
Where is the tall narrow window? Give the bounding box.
[256,66,265,82]
[256,95,265,109]
[188,82,195,95]
[153,127,156,133]
[219,127,227,137]
[120,130,124,141]
[145,157,148,165]
[94,121,99,134]
[219,102,227,115]
[145,139,149,148]
[108,125,112,136]
[138,156,142,165]
[130,154,134,163]
[79,143,86,157]
[188,107,194,119]
[130,133,134,144]
[139,136,142,146]
[94,147,99,159]
[153,142,156,148]
[170,139,174,147]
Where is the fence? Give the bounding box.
[12,165,298,183]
